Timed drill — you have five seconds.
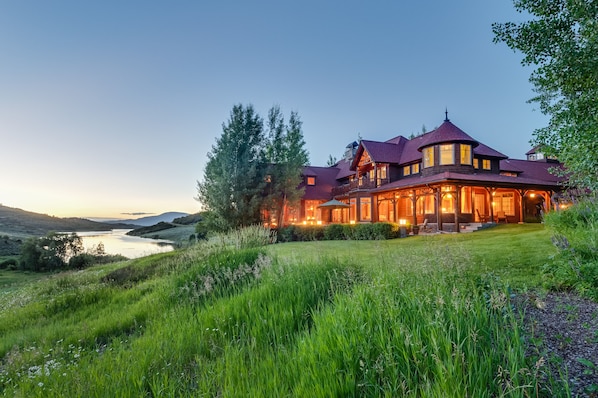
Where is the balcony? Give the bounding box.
[331,178,390,197]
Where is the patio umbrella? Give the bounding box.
[317,199,350,208]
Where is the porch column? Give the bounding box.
[454,185,461,233]
[436,187,442,231]
[517,189,527,224]
[411,189,417,226]
[486,187,495,223]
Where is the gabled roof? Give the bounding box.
[417,119,479,151]
[526,146,541,155]
[300,166,340,200]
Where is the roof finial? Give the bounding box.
[444,108,450,122]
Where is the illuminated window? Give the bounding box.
[360,198,371,221]
[482,159,491,170]
[307,176,316,185]
[350,198,357,222]
[473,158,479,169]
[461,186,472,213]
[441,193,455,213]
[460,144,472,165]
[423,147,435,168]
[304,200,320,223]
[403,165,411,176]
[378,200,389,221]
[494,192,514,215]
[412,163,420,174]
[417,195,436,214]
[439,144,454,165]
[377,166,387,180]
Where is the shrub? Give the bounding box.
[542,197,598,298]
[323,224,345,240]
[277,226,296,243]
[0,258,18,269]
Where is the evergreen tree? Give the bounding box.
[326,154,338,167]
[264,106,309,226]
[197,104,266,231]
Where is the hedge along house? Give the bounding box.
[287,113,563,231]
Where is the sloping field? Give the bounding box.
[0,225,567,397]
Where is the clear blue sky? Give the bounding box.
[0,1,543,218]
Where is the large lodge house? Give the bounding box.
[280,114,563,232]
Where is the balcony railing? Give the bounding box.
[331,178,390,197]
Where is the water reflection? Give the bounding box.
[76,229,174,259]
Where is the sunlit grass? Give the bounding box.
[0,224,566,396]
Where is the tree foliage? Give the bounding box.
[493,0,598,191]
[19,232,84,272]
[264,106,309,226]
[197,104,309,231]
[197,104,267,231]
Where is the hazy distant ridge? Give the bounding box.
[103,212,189,227]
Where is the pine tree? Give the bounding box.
[264,107,309,226]
[197,104,266,231]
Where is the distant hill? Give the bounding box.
[104,212,189,227]
[0,205,138,238]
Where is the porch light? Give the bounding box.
[530,193,536,198]
[317,220,322,225]
[399,219,407,225]
[303,221,307,225]
[350,220,356,224]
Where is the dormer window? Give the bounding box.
[439,144,454,165]
[307,176,316,185]
[460,144,472,165]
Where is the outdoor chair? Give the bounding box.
[476,209,488,223]
[420,219,433,233]
[496,211,508,223]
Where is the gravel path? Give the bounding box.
[519,292,598,397]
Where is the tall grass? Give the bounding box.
[0,225,565,396]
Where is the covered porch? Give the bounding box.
[373,183,555,231]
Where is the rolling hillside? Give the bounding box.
[0,205,137,238]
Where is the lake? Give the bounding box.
[76,229,174,259]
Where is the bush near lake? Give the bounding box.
[542,197,598,299]
[278,222,400,242]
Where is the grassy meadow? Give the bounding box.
[0,224,567,397]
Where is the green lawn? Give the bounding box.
[269,224,555,288]
[0,224,567,397]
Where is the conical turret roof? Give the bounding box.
[417,118,479,151]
